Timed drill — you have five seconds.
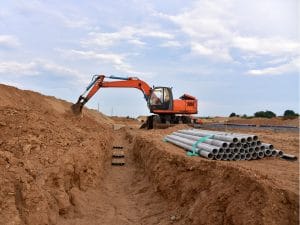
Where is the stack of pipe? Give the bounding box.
[164,129,289,161]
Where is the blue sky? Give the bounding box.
[0,0,299,117]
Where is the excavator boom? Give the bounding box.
[71,74,198,128]
[72,75,152,115]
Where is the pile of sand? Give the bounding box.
[0,85,113,224]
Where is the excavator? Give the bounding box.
[71,75,198,129]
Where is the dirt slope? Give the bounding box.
[0,85,113,224]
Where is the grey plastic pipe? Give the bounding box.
[164,136,214,159]
[179,130,239,143]
[215,154,222,160]
[191,129,258,141]
[271,150,277,156]
[273,149,283,157]
[264,149,272,157]
[234,154,241,161]
[251,152,258,160]
[248,148,255,153]
[254,147,260,152]
[239,148,245,154]
[245,153,252,160]
[167,135,219,154]
[257,151,265,159]
[172,132,228,148]
[222,154,228,160]
[261,143,274,150]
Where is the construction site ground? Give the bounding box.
[0,84,299,225]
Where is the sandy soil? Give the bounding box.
[0,84,299,225]
[0,85,114,224]
[128,127,299,224]
[57,129,177,225]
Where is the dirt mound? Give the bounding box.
[127,129,299,225]
[0,84,113,224]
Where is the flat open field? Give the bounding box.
[201,116,299,127]
[0,84,298,225]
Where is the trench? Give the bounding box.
[56,126,298,225]
[58,129,175,225]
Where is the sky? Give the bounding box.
[0,0,299,117]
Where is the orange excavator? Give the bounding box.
[71,75,198,129]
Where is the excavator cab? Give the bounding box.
[148,87,173,112]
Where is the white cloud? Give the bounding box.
[62,16,90,28]
[144,30,173,39]
[191,42,232,61]
[247,57,300,76]
[82,26,174,48]
[0,35,20,48]
[158,0,300,72]
[0,60,83,79]
[15,1,91,29]
[160,40,181,48]
[158,1,235,61]
[232,36,300,56]
[61,49,143,75]
[128,39,146,46]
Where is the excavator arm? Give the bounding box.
[71,75,152,114]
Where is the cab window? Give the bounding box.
[150,88,163,105]
[150,88,171,105]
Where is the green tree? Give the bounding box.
[229,112,236,117]
[254,110,276,118]
[283,110,298,119]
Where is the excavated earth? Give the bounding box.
[0,84,299,225]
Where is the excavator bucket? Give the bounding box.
[71,102,83,115]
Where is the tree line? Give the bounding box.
[229,110,299,119]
